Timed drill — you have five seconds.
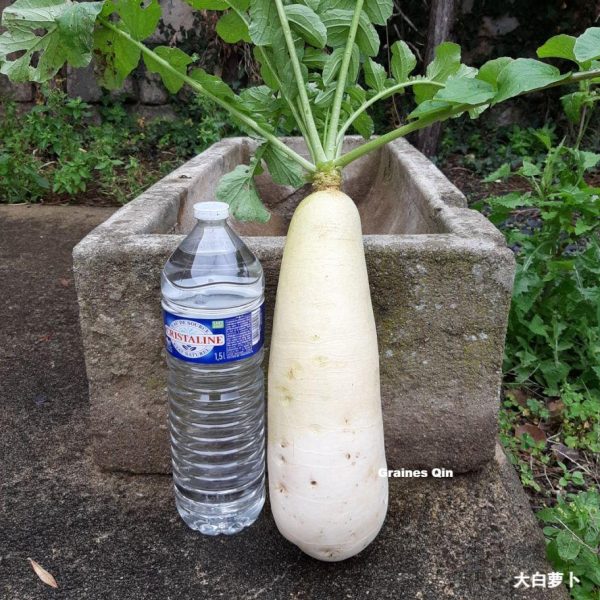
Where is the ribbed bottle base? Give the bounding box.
[174,481,266,535]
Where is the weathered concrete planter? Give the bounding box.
[73,137,514,474]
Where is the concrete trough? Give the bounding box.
[73,137,515,474]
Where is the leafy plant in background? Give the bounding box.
[0,88,240,204]
[538,491,600,599]
[473,51,600,599]
[482,140,600,402]
[439,121,556,176]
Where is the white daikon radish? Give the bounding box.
[268,189,388,562]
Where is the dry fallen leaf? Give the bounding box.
[506,388,529,407]
[548,399,565,420]
[28,558,58,589]
[551,442,580,463]
[59,277,71,288]
[515,423,546,444]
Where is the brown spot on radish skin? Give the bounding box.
[280,440,288,449]
[310,480,317,486]
[276,483,287,494]
[345,453,351,460]
[279,455,286,464]
[314,355,328,367]
[286,363,302,380]
[276,385,293,406]
[311,334,320,341]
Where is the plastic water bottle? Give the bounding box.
[161,201,265,535]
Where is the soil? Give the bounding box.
[439,155,531,205]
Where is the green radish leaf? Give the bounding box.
[216,163,270,222]
[390,40,416,83]
[318,0,392,24]
[239,85,279,116]
[321,9,352,46]
[189,68,237,101]
[0,0,103,82]
[468,104,488,119]
[350,109,374,139]
[249,0,279,46]
[226,0,250,9]
[303,0,321,11]
[322,48,344,86]
[363,58,387,92]
[143,47,193,93]
[322,44,359,86]
[263,144,306,187]
[268,28,307,100]
[477,57,513,88]
[253,46,278,89]
[216,10,251,43]
[556,530,581,561]
[363,0,393,26]
[322,10,380,56]
[355,12,380,57]
[408,99,453,120]
[434,76,495,105]
[346,84,366,104]
[94,26,141,89]
[414,42,461,103]
[494,59,571,103]
[314,85,336,107]
[285,4,327,49]
[303,47,328,68]
[427,42,462,80]
[113,0,161,41]
[537,34,578,63]
[574,27,600,63]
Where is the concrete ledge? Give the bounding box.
[73,137,515,474]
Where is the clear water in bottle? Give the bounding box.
[161,201,265,535]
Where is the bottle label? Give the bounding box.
[163,303,265,364]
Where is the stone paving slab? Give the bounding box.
[0,205,566,599]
